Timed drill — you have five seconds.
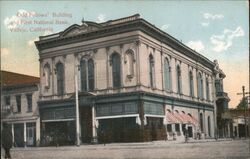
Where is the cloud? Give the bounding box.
[96,14,106,23]
[186,40,205,52]
[28,37,39,47]
[210,26,244,52]
[1,48,10,57]
[4,9,35,29]
[201,22,209,27]
[161,24,169,31]
[203,13,224,20]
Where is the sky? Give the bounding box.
[1,1,249,108]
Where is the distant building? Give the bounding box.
[214,61,230,138]
[1,71,40,147]
[222,109,249,138]
[35,14,226,144]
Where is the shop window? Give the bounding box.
[167,124,172,132]
[5,96,10,105]
[175,124,180,132]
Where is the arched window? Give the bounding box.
[56,62,64,95]
[80,59,87,91]
[88,59,94,91]
[149,54,154,87]
[80,58,95,92]
[189,71,194,96]
[206,78,210,100]
[199,113,203,132]
[164,58,171,90]
[44,63,50,88]
[176,65,182,94]
[125,50,134,78]
[197,72,203,99]
[111,53,121,88]
[207,116,211,137]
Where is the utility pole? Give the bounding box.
[237,86,250,138]
[75,64,81,146]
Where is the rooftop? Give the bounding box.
[1,70,40,87]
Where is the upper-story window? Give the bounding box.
[26,94,32,112]
[176,65,182,94]
[189,71,194,96]
[197,72,203,99]
[5,96,10,105]
[56,62,64,95]
[206,78,210,100]
[125,50,134,78]
[164,58,171,90]
[16,95,21,113]
[111,53,121,88]
[149,54,154,88]
[80,58,95,92]
[44,63,51,88]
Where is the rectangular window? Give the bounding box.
[16,95,21,113]
[167,124,172,132]
[5,96,10,105]
[175,124,180,132]
[26,94,32,112]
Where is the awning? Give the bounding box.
[184,113,198,126]
[166,111,179,123]
[166,111,199,126]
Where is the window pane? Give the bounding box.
[88,59,94,91]
[80,60,87,91]
[26,94,32,112]
[56,63,64,95]
[164,60,170,90]
[112,53,121,88]
[16,95,21,112]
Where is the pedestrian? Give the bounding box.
[2,122,13,159]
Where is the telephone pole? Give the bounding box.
[236,86,250,138]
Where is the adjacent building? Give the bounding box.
[35,14,226,144]
[214,63,230,138]
[1,71,40,147]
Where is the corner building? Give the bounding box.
[35,14,224,144]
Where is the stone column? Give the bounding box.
[24,122,27,147]
[36,118,40,146]
[12,123,14,147]
[91,105,97,144]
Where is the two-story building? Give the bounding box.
[35,14,226,144]
[1,71,40,147]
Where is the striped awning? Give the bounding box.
[166,111,199,126]
[166,111,180,123]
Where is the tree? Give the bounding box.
[236,97,247,110]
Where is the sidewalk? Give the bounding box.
[11,138,236,150]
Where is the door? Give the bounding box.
[14,123,24,147]
[188,126,193,137]
[26,123,36,146]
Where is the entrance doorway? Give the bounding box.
[14,123,24,147]
[187,126,193,137]
[26,123,36,146]
[80,107,92,143]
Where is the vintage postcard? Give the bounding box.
[1,1,249,159]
